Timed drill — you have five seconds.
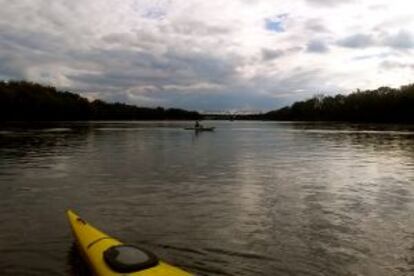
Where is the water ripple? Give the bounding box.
[1,121,414,275]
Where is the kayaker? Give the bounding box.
[195,120,201,128]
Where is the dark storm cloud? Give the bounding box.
[0,25,72,79]
[61,44,241,107]
[0,56,26,79]
[68,48,236,88]
[0,28,61,53]
[0,16,241,109]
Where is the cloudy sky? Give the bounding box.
[0,0,413,112]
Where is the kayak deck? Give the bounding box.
[67,210,192,276]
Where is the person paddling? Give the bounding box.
[195,120,202,128]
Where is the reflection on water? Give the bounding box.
[1,121,414,275]
[67,243,90,276]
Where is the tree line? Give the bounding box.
[260,84,414,123]
[2,80,413,123]
[0,81,201,121]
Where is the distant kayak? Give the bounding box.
[67,210,192,276]
[184,127,215,131]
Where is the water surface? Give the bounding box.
[1,121,414,275]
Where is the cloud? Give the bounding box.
[0,0,414,111]
[306,39,329,53]
[305,0,354,7]
[383,30,414,49]
[166,19,232,36]
[305,18,331,33]
[338,30,414,50]
[261,48,284,61]
[337,34,375,48]
[380,60,414,70]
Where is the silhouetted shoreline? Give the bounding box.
[262,84,414,123]
[210,84,414,124]
[1,80,414,123]
[0,81,201,121]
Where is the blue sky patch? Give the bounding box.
[264,14,288,33]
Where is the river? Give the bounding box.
[1,121,414,275]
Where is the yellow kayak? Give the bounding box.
[67,210,192,276]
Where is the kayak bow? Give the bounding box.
[67,210,192,276]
